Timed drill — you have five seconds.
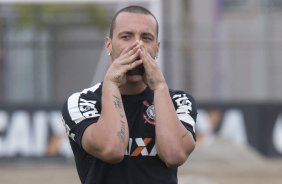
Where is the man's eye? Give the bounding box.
[143,37,153,42]
[121,35,130,40]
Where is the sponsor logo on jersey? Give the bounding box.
[143,101,156,125]
[78,98,99,118]
[172,94,192,114]
[125,137,157,156]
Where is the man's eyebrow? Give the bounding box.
[142,32,154,36]
[118,31,133,36]
[117,31,156,40]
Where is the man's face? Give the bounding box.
[107,12,159,79]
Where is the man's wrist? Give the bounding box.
[103,78,121,91]
[153,84,169,93]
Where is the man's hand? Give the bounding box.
[140,46,167,91]
[104,42,143,87]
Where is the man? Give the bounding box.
[62,5,197,184]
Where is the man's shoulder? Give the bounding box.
[68,82,102,98]
[169,89,195,100]
[79,82,103,95]
[63,82,103,106]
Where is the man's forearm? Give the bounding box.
[81,81,129,163]
[100,81,129,147]
[154,86,195,167]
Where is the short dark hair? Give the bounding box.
[109,5,159,39]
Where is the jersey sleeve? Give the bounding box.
[61,83,102,145]
[171,91,198,141]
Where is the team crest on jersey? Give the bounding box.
[143,101,156,125]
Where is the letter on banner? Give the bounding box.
[273,113,282,154]
[218,109,247,145]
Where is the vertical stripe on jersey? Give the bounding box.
[68,92,84,124]
[177,114,196,132]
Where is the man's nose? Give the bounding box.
[135,39,144,47]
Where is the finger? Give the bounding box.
[141,47,157,66]
[140,47,149,65]
[140,48,158,75]
[120,45,141,63]
[126,59,143,70]
[121,48,141,65]
[144,47,155,61]
[120,42,139,56]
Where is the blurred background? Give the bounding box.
[0,0,282,183]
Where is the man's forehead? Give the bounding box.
[116,12,157,27]
[115,12,157,34]
[116,12,155,21]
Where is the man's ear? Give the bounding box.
[156,41,160,57]
[105,37,112,55]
